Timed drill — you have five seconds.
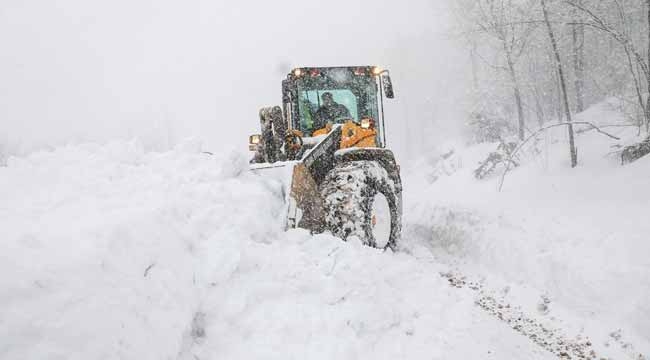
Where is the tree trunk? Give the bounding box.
[647,0,650,133]
[534,87,545,126]
[572,0,585,113]
[647,0,650,81]
[542,0,578,168]
[624,45,647,134]
[646,94,650,133]
[554,67,564,123]
[528,54,545,126]
[506,52,526,140]
[470,40,479,92]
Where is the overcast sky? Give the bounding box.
[0,0,469,160]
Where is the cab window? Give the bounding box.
[298,89,358,133]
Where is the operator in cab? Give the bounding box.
[314,92,351,130]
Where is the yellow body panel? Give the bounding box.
[340,121,377,149]
[312,124,332,137]
[312,121,377,149]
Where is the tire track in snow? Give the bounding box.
[440,272,647,360]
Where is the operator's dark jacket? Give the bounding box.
[314,103,351,130]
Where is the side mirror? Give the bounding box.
[381,72,394,99]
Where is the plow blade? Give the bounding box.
[250,126,342,233]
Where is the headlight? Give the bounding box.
[372,66,384,76]
[249,134,261,151]
[360,118,374,129]
[293,68,303,77]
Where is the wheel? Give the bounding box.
[320,160,402,250]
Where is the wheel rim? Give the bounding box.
[371,193,391,248]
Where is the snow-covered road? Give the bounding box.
[0,141,550,359]
[1,132,648,359]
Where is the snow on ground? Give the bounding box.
[183,232,555,360]
[403,99,650,358]
[0,139,553,359]
[0,140,283,359]
[1,100,648,359]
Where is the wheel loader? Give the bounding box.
[249,66,402,249]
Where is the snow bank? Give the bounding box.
[0,140,285,359]
[0,139,556,359]
[3,100,648,358]
[184,231,558,360]
[403,102,650,354]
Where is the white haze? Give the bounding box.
[0,0,469,160]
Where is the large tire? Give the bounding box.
[321,160,402,250]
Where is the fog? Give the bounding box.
[0,0,469,160]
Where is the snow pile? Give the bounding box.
[184,232,558,360]
[2,100,648,359]
[0,140,284,359]
[0,139,557,359]
[403,100,650,355]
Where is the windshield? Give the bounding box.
[295,69,378,135]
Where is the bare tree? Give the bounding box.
[639,0,650,133]
[473,0,537,140]
[542,0,578,167]
[456,0,650,156]
[572,0,586,113]
[499,121,620,189]
[567,0,650,132]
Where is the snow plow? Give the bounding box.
[249,66,402,249]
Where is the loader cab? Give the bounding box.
[282,66,394,147]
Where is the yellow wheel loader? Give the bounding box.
[249,66,402,250]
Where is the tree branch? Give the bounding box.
[498,121,621,191]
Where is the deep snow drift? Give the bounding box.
[0,140,283,359]
[1,101,649,359]
[404,100,650,358]
[0,140,553,360]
